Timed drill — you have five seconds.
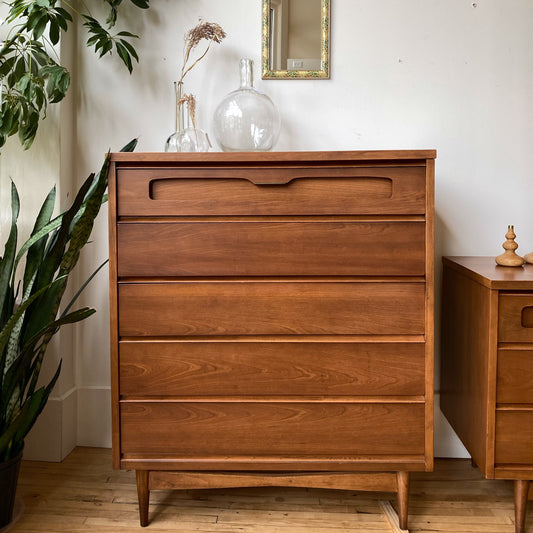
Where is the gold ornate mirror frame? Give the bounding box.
[262,0,330,79]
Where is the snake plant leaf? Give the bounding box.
[12,139,135,281]
[0,362,61,461]
[58,155,110,280]
[4,270,38,379]
[0,183,20,327]
[120,138,138,152]
[0,275,68,363]
[38,173,95,285]
[22,185,56,291]
[61,261,108,319]
[0,274,66,405]
[2,307,95,412]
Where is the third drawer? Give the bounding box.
[118,281,426,336]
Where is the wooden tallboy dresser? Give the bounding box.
[441,256,533,533]
[108,150,436,528]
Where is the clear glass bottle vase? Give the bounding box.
[165,82,211,152]
[213,58,281,151]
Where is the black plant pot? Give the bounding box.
[0,450,23,528]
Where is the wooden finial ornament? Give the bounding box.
[495,225,525,266]
[524,251,533,264]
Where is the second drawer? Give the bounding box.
[117,221,426,277]
[119,341,426,397]
[497,348,533,404]
[118,281,426,336]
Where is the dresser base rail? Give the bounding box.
[135,469,410,529]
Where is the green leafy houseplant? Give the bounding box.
[0,0,150,149]
[0,138,137,463]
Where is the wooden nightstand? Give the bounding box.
[441,256,533,533]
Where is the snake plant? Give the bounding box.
[0,139,136,462]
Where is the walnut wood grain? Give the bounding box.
[440,262,495,476]
[116,166,426,216]
[120,402,425,457]
[442,257,533,290]
[495,410,533,464]
[441,256,533,533]
[497,349,533,404]
[119,341,425,397]
[110,149,436,164]
[397,471,410,530]
[148,471,398,492]
[120,456,427,472]
[118,281,426,337]
[109,151,436,529]
[107,160,121,469]
[117,221,426,277]
[135,470,149,527]
[515,480,530,533]
[424,157,436,471]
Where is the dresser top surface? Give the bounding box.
[109,149,436,165]
[443,256,533,289]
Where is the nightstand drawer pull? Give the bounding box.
[521,306,533,328]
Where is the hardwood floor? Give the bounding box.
[3,447,532,532]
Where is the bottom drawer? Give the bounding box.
[495,410,533,464]
[120,402,425,457]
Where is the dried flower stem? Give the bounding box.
[175,20,226,133]
[177,94,197,130]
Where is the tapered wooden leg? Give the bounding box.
[136,470,150,527]
[514,479,530,533]
[397,471,410,531]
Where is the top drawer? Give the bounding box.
[116,165,427,216]
[499,293,533,343]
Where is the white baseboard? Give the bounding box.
[23,386,112,461]
[24,387,78,462]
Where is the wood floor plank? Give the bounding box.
[4,448,533,532]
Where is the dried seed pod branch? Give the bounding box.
[179,20,226,84]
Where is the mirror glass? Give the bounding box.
[262,0,330,79]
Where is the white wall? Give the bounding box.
[3,0,533,459]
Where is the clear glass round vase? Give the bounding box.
[213,59,281,152]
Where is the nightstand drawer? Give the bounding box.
[120,401,425,456]
[497,349,533,404]
[118,281,426,337]
[499,293,533,343]
[117,221,426,277]
[119,341,426,397]
[116,166,426,216]
[495,410,533,464]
